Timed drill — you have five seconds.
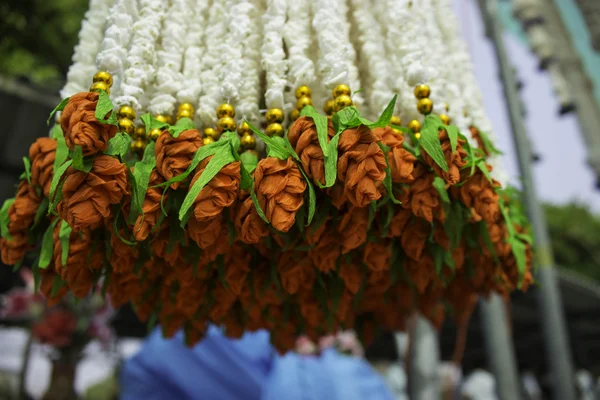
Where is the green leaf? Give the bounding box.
[39,219,59,269]
[444,202,466,249]
[50,274,67,297]
[48,159,73,214]
[71,146,93,172]
[128,142,156,225]
[59,220,72,266]
[477,161,493,182]
[510,238,528,287]
[378,142,401,204]
[248,122,290,160]
[432,177,450,203]
[0,198,15,240]
[240,150,258,175]
[300,105,330,157]
[324,132,342,188]
[95,91,118,125]
[420,115,448,172]
[179,147,235,225]
[369,95,397,129]
[47,97,70,125]
[433,245,444,275]
[33,197,49,228]
[297,166,316,225]
[52,128,69,171]
[140,113,169,134]
[446,124,459,154]
[478,129,502,155]
[168,117,196,138]
[250,185,269,224]
[104,132,131,157]
[22,157,31,183]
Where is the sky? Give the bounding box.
[452,0,600,213]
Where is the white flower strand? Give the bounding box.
[218,0,246,103]
[148,0,190,115]
[312,0,363,107]
[114,0,166,111]
[348,0,393,117]
[196,0,231,126]
[283,0,316,89]
[261,0,288,109]
[94,0,138,100]
[176,0,210,106]
[61,0,115,98]
[233,0,262,124]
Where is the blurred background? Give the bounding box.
[0,0,600,399]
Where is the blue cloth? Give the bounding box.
[121,327,394,400]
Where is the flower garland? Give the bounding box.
[61,0,115,98]
[262,0,288,110]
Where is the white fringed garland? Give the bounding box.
[147,0,190,115]
[349,0,393,117]
[114,0,167,111]
[312,0,363,107]
[61,0,116,98]
[176,0,210,108]
[261,0,288,110]
[196,0,231,126]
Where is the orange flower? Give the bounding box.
[191,158,240,221]
[308,231,341,273]
[9,181,41,232]
[133,171,166,242]
[387,208,412,238]
[0,233,30,265]
[151,229,188,267]
[60,92,118,156]
[339,262,364,294]
[406,255,435,293]
[209,284,237,322]
[29,138,57,197]
[451,166,501,224]
[337,125,387,207]
[254,157,306,232]
[59,155,128,231]
[277,251,315,295]
[107,272,139,308]
[404,170,444,223]
[421,129,468,185]
[363,241,392,272]
[224,244,251,296]
[109,231,137,274]
[188,213,224,250]
[234,193,269,244]
[469,126,489,156]
[155,129,203,188]
[287,116,335,186]
[373,126,416,183]
[401,219,430,261]
[337,205,369,253]
[39,269,68,307]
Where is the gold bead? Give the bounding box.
[324,100,335,115]
[390,116,402,126]
[295,85,312,99]
[265,108,284,124]
[134,127,145,139]
[131,139,146,152]
[414,84,431,99]
[439,114,451,125]
[266,123,284,137]
[334,94,353,111]
[176,109,193,120]
[408,120,421,133]
[204,127,218,138]
[92,71,113,88]
[240,133,256,149]
[178,103,194,113]
[216,104,235,119]
[296,96,312,110]
[217,116,236,133]
[290,109,300,121]
[332,84,351,98]
[237,121,252,136]
[148,128,162,141]
[392,128,403,135]
[117,105,136,120]
[203,136,215,145]
[155,115,168,124]
[414,132,421,140]
[443,102,449,112]
[90,81,110,94]
[417,98,433,115]
[118,118,135,135]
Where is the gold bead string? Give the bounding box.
[90,71,113,95]
[331,84,353,112]
[390,115,402,135]
[290,85,313,121]
[265,108,284,138]
[238,121,256,151]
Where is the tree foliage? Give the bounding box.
[0,0,88,89]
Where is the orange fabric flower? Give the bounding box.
[59,155,128,231]
[337,205,369,253]
[287,116,335,186]
[108,272,139,308]
[133,171,166,242]
[234,193,269,244]
[339,262,364,294]
[363,241,392,272]
[254,157,306,232]
[387,208,412,238]
[403,170,444,223]
[29,138,57,197]
[110,231,137,274]
[277,251,315,295]
[401,219,430,261]
[406,255,435,293]
[9,181,41,232]
[224,244,251,296]
[60,92,118,156]
[337,125,387,207]
[308,229,341,273]
[0,233,30,265]
[373,126,416,183]
[469,126,489,156]
[452,167,501,224]
[421,129,468,185]
[191,158,240,222]
[39,269,68,307]
[155,129,203,189]
[209,284,237,322]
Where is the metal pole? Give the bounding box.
[408,315,441,400]
[477,1,576,399]
[480,294,521,400]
